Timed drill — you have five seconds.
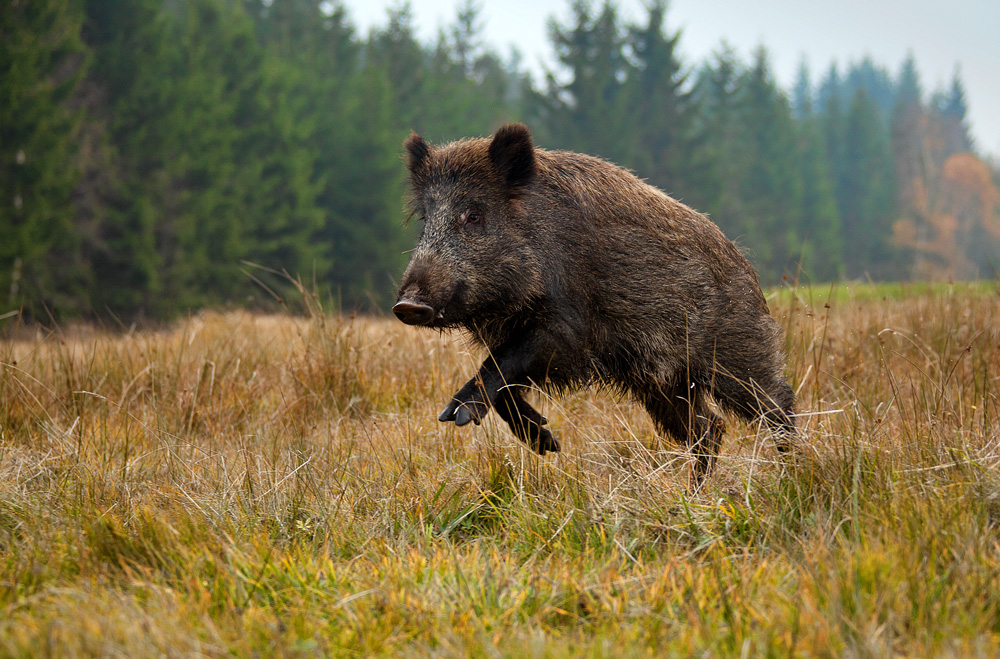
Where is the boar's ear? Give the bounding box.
[404,132,432,181]
[488,123,536,194]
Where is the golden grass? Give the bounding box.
[1,285,999,657]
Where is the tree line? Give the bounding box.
[3,0,999,320]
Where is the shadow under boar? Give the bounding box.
[393,123,794,482]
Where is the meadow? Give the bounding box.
[1,282,999,657]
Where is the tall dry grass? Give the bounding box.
[1,283,999,657]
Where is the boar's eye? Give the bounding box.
[461,210,483,227]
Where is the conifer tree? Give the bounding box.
[80,0,165,315]
[694,44,748,230]
[794,109,844,281]
[891,53,925,195]
[534,0,632,162]
[420,1,519,141]
[791,59,844,280]
[735,46,803,282]
[818,64,847,200]
[889,53,927,277]
[936,67,973,154]
[155,0,251,309]
[791,59,813,120]
[316,61,409,307]
[278,4,400,305]
[844,57,896,121]
[624,0,715,210]
[231,21,325,296]
[842,88,898,278]
[367,5,429,137]
[1,0,89,316]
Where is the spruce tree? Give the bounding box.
[231,18,325,299]
[625,0,715,210]
[420,1,519,141]
[791,59,813,120]
[842,88,898,279]
[82,0,177,315]
[693,44,748,230]
[535,0,632,162]
[890,53,926,277]
[1,0,89,316]
[844,57,896,122]
[794,112,844,281]
[937,67,973,154]
[790,61,844,280]
[891,54,925,195]
[367,5,429,137]
[818,64,847,202]
[735,46,803,282]
[246,0,407,307]
[316,63,409,308]
[156,0,249,309]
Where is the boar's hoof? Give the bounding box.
[392,300,435,326]
[511,417,559,455]
[534,427,560,455]
[439,396,489,426]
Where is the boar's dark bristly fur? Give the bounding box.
[393,123,795,483]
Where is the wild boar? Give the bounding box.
[392,123,794,482]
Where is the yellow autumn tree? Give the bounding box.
[894,152,1000,279]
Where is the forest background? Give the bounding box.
[3,0,1000,321]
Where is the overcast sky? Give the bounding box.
[340,0,1000,158]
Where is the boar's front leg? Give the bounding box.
[439,377,559,454]
[495,386,560,455]
[437,370,495,427]
[438,344,561,455]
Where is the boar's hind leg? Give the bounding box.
[643,384,726,484]
[495,386,560,455]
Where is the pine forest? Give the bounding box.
[3,0,999,321]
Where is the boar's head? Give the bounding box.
[393,123,546,332]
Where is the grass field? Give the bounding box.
[1,283,999,657]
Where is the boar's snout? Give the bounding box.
[392,300,435,326]
[395,254,456,326]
